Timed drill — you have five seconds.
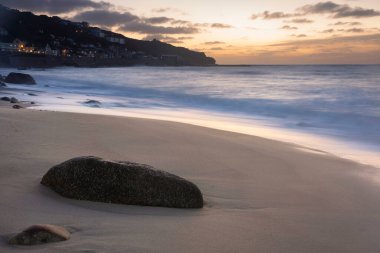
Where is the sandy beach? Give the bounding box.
[1,105,380,252]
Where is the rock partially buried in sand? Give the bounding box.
[12,105,23,109]
[41,156,203,208]
[4,72,36,84]
[1,96,10,101]
[8,224,70,245]
[10,97,19,103]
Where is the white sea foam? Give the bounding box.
[1,65,379,167]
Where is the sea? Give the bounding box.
[1,65,380,167]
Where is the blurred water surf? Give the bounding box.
[1,65,379,167]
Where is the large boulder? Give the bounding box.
[41,156,203,208]
[8,224,70,245]
[4,72,36,84]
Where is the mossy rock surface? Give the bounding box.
[41,156,203,208]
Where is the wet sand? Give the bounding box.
[1,107,380,252]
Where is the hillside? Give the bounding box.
[0,4,216,66]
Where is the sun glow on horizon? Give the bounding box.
[2,0,380,64]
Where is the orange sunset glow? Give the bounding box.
[1,0,380,64]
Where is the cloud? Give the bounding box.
[331,21,362,26]
[252,11,295,20]
[270,33,380,48]
[211,23,233,29]
[291,34,307,38]
[281,25,298,30]
[170,19,191,25]
[251,1,380,20]
[0,0,110,14]
[119,21,199,34]
[204,41,225,45]
[209,47,224,51]
[287,18,314,24]
[298,1,380,18]
[73,10,138,26]
[151,7,187,15]
[341,28,365,33]
[178,36,193,40]
[321,29,335,33]
[144,16,173,24]
[151,8,170,13]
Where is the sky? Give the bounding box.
[1,0,380,64]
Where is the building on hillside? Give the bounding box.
[90,28,105,38]
[106,36,126,45]
[0,42,17,52]
[45,44,59,56]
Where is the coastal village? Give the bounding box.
[0,23,182,67]
[0,5,215,67]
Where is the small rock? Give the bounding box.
[1,96,10,101]
[41,156,204,208]
[4,72,36,85]
[27,93,37,96]
[0,81,6,87]
[31,101,35,105]
[10,97,19,103]
[84,100,101,108]
[12,105,23,109]
[8,224,70,245]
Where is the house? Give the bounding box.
[119,38,125,45]
[45,44,59,56]
[90,28,105,38]
[0,42,17,52]
[106,37,118,43]
[106,36,126,45]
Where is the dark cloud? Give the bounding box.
[209,47,224,51]
[252,1,380,20]
[211,23,233,29]
[322,27,367,33]
[119,21,199,34]
[281,25,298,30]
[145,16,173,24]
[270,33,380,47]
[204,41,225,45]
[331,21,362,26]
[298,1,380,18]
[178,36,193,40]
[151,8,170,13]
[171,19,191,25]
[291,34,307,38]
[341,28,365,33]
[151,7,187,15]
[252,11,295,20]
[73,10,138,26]
[0,0,110,14]
[321,29,335,33]
[287,18,314,24]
